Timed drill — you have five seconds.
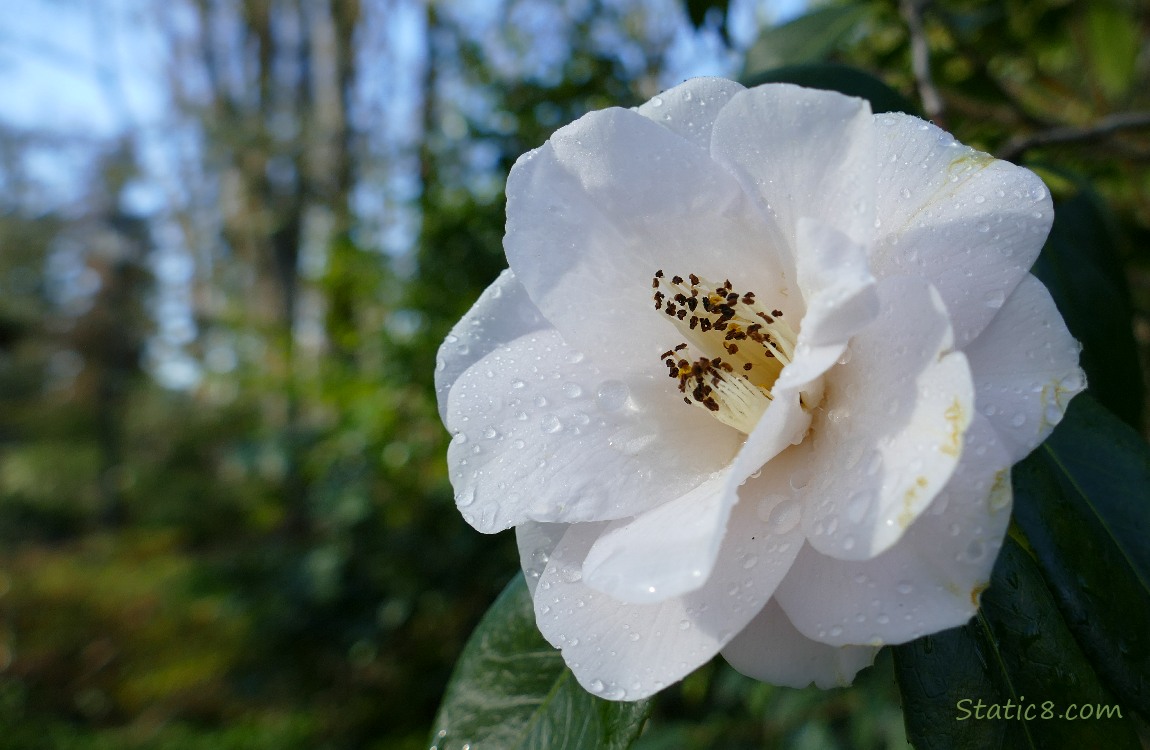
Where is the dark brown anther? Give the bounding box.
[743,362,753,371]
[689,273,700,285]
[772,309,783,317]
[672,275,684,284]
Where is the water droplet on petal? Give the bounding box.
[768,497,802,534]
[562,382,583,399]
[897,581,914,595]
[541,414,562,434]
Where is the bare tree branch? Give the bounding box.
[996,111,1150,160]
[900,0,944,124]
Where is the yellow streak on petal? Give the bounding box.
[970,581,990,608]
[941,397,966,457]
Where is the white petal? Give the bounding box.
[504,106,789,374]
[793,219,879,349]
[534,468,807,700]
[722,598,878,689]
[800,276,975,560]
[637,77,746,149]
[870,113,1053,346]
[517,521,568,596]
[581,440,811,604]
[446,328,740,532]
[711,84,877,268]
[582,472,732,603]
[963,274,1086,462]
[434,269,548,423]
[775,413,1011,646]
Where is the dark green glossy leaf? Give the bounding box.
[742,5,870,76]
[1012,394,1150,719]
[894,537,1140,749]
[743,63,919,116]
[1031,190,1142,429]
[430,574,653,750]
[894,626,1008,750]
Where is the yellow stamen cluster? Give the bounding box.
[653,270,797,434]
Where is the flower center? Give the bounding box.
[653,270,797,434]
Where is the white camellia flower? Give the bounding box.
[435,78,1085,701]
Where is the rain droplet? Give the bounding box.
[534,395,548,407]
[457,488,476,507]
[1010,413,1026,428]
[897,581,914,595]
[846,491,872,522]
[900,187,912,199]
[541,414,562,434]
[595,379,630,411]
[589,679,604,693]
[511,379,526,389]
[768,497,802,534]
[562,382,583,399]
[679,619,691,630]
[742,555,759,569]
[651,96,664,107]
[984,289,1005,309]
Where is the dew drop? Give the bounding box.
[628,632,641,642]
[768,497,802,534]
[846,491,872,523]
[511,379,526,389]
[651,96,664,107]
[1010,413,1026,428]
[534,395,548,407]
[984,289,1005,309]
[679,619,691,630]
[457,488,476,507]
[595,380,630,411]
[541,414,563,434]
[742,555,759,570]
[900,187,912,199]
[589,679,604,693]
[897,581,914,595]
[562,382,583,399]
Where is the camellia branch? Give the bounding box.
[996,111,1150,161]
[900,0,945,124]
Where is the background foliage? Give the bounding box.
[0,0,1147,748]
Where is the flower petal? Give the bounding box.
[870,113,1053,346]
[434,269,548,423]
[963,274,1086,462]
[775,413,1011,646]
[446,328,741,532]
[636,77,746,149]
[504,106,788,374]
[517,521,568,596]
[534,467,807,700]
[710,84,877,267]
[721,598,878,689]
[800,276,975,560]
[582,439,811,604]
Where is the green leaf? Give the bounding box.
[1084,3,1139,100]
[1012,394,1150,719]
[894,626,1008,750]
[1031,189,1142,429]
[894,537,1141,749]
[430,574,653,750]
[742,4,870,76]
[742,63,919,116]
